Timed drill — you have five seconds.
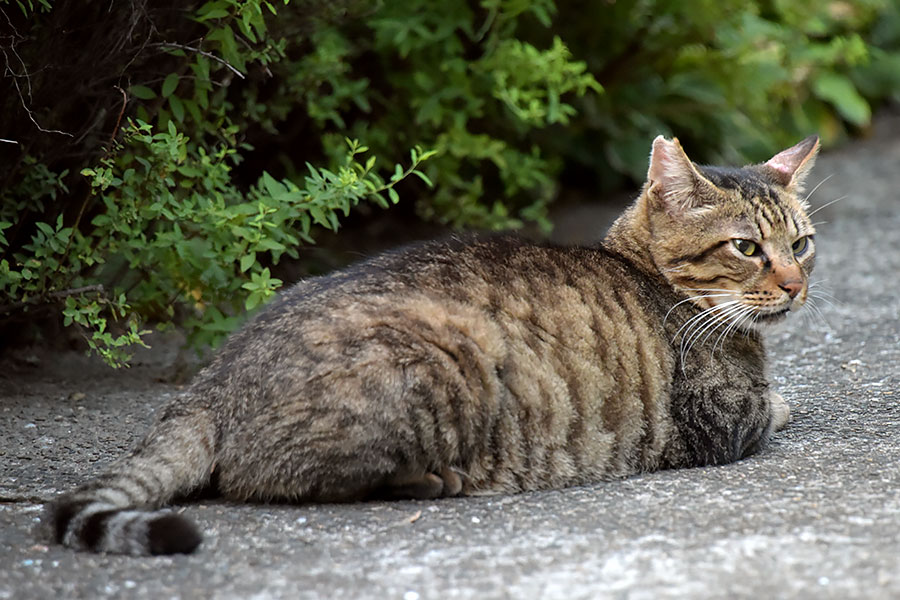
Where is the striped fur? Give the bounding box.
[45,408,214,554]
[45,135,819,554]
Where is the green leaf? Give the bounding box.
[261,171,288,197]
[169,95,185,122]
[161,73,180,98]
[183,98,202,124]
[36,221,54,237]
[812,72,871,127]
[309,206,327,226]
[130,85,156,100]
[371,193,389,209]
[411,170,433,187]
[0,221,11,247]
[197,5,230,21]
[245,292,263,311]
[206,25,243,71]
[256,238,286,252]
[240,253,256,273]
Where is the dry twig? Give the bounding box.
[1,30,74,137]
[151,41,245,79]
[0,284,105,316]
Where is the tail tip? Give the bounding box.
[147,513,203,555]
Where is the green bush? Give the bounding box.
[1,0,899,366]
[555,0,900,185]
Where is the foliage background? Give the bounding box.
[1,0,899,365]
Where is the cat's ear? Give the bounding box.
[646,136,720,212]
[763,135,820,190]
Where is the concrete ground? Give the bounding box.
[2,115,899,599]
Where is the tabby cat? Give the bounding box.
[44,134,819,555]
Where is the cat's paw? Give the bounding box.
[382,467,464,500]
[769,392,790,432]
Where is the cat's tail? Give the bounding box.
[42,404,216,556]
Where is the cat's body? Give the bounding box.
[45,135,818,555]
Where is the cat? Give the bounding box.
[43,134,819,555]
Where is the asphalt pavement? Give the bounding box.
[1,114,899,599]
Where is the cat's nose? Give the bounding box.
[779,279,803,298]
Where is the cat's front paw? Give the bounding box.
[769,392,790,432]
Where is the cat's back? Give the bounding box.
[198,235,679,393]
[209,235,676,368]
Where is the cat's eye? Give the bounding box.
[792,236,810,256]
[732,239,760,257]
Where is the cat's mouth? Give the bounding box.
[754,307,791,323]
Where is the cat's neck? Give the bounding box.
[602,193,661,278]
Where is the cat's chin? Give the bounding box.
[745,307,795,332]
[757,308,791,322]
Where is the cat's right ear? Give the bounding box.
[646,136,719,213]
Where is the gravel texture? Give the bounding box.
[2,115,899,599]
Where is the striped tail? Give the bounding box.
[43,406,216,555]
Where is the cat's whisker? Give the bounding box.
[746,308,764,333]
[678,302,745,367]
[808,291,838,311]
[797,299,831,333]
[676,306,730,366]
[672,300,738,344]
[807,281,840,308]
[807,194,848,217]
[802,304,824,330]
[711,309,748,355]
[810,221,828,227]
[807,281,840,306]
[808,292,837,303]
[807,284,838,299]
[803,173,834,203]
[688,302,748,352]
[711,305,758,355]
[809,295,828,315]
[737,305,761,331]
[691,310,742,357]
[663,293,733,325]
[808,284,836,296]
[796,306,813,330]
[808,287,835,295]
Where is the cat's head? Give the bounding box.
[643,135,820,329]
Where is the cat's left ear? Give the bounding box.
[763,135,820,191]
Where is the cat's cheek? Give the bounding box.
[790,289,809,311]
[801,255,816,276]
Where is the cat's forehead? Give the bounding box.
[697,165,777,198]
[697,164,810,237]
